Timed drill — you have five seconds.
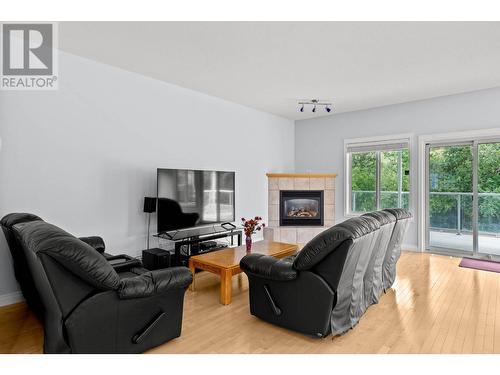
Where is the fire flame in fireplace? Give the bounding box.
[287,206,318,218]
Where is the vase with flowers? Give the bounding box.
[241,216,265,252]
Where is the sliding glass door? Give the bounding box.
[427,143,474,254]
[425,140,500,258]
[477,142,500,256]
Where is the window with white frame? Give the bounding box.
[345,138,411,214]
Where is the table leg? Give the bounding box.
[220,269,232,305]
[237,273,243,288]
[188,260,195,291]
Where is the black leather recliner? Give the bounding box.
[1,213,146,316]
[240,209,412,338]
[1,213,192,353]
[1,213,46,315]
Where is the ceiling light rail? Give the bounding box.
[298,99,332,113]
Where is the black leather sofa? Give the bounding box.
[240,208,412,338]
[1,213,192,353]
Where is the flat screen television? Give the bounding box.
[157,168,235,233]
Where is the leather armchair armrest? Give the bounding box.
[105,255,143,272]
[79,236,105,254]
[117,267,193,299]
[240,254,298,281]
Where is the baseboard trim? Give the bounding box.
[0,291,24,307]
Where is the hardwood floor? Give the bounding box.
[1,251,500,354]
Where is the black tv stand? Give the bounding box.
[155,225,242,267]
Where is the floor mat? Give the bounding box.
[459,257,500,274]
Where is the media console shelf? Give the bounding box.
[155,224,242,267]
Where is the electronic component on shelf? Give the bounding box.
[221,222,236,230]
[191,241,229,254]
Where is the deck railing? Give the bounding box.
[351,190,500,236]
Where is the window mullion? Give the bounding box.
[348,152,354,214]
[376,151,381,210]
[397,150,403,208]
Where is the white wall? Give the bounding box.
[295,87,500,249]
[0,52,295,302]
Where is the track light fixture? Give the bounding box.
[297,99,333,113]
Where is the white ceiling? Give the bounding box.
[59,22,500,120]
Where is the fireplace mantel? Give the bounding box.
[266,173,336,246]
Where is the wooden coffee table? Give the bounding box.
[188,240,298,305]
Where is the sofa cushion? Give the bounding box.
[293,216,380,271]
[0,213,43,228]
[336,215,380,237]
[383,208,412,220]
[13,221,120,291]
[362,210,396,225]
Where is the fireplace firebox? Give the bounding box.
[279,190,324,226]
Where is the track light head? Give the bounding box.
[300,104,304,112]
[312,105,316,113]
[325,106,331,113]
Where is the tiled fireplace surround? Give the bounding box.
[266,173,337,247]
